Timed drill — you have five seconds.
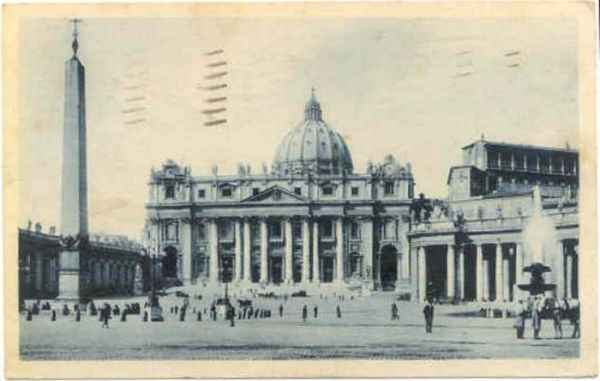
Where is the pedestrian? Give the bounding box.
[279,304,284,318]
[121,310,127,322]
[179,307,186,322]
[336,305,342,319]
[197,311,202,321]
[26,309,33,321]
[102,304,110,328]
[302,304,308,323]
[75,308,81,322]
[532,298,542,340]
[391,303,398,321]
[514,300,526,339]
[143,310,148,322]
[570,301,580,338]
[423,299,434,333]
[552,299,563,339]
[254,308,260,319]
[313,306,318,319]
[51,309,56,322]
[62,304,70,316]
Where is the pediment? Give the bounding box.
[242,185,307,203]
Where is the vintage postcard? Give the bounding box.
[3,2,597,378]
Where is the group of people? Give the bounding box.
[514,297,580,340]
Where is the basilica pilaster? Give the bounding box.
[260,218,268,283]
[312,219,320,284]
[335,218,344,283]
[180,217,193,286]
[243,218,252,283]
[361,217,374,288]
[209,218,219,283]
[284,218,294,284]
[302,219,311,284]
[234,219,242,282]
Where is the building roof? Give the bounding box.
[462,139,578,154]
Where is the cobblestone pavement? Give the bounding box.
[20,293,579,360]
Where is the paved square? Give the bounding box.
[20,293,579,360]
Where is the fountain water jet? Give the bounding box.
[518,186,557,297]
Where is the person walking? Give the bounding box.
[532,298,542,340]
[279,304,284,318]
[391,303,398,321]
[302,304,308,323]
[423,299,434,333]
[336,305,342,319]
[552,299,563,339]
[102,304,110,328]
[313,305,318,319]
[570,301,580,339]
[514,300,526,339]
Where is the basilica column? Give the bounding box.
[284,218,293,284]
[260,218,268,283]
[209,219,219,283]
[447,244,455,300]
[483,256,490,301]
[234,219,242,282]
[503,251,510,301]
[362,217,374,288]
[418,246,426,302]
[495,242,503,301]
[180,218,193,286]
[312,220,320,284]
[410,245,418,300]
[476,244,483,301]
[336,218,344,283]
[243,218,252,282]
[302,219,310,283]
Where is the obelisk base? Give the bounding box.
[57,249,82,301]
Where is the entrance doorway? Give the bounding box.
[463,247,476,301]
[321,257,334,283]
[269,257,283,284]
[380,245,398,291]
[162,246,178,278]
[426,246,447,300]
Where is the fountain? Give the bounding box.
[518,186,557,297]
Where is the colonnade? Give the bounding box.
[413,239,579,302]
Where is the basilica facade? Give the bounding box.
[144,93,415,292]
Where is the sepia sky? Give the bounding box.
[18,17,579,238]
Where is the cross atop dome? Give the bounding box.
[70,18,82,57]
[304,87,322,121]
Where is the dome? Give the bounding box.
[273,91,354,176]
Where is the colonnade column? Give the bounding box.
[302,219,310,284]
[503,252,510,301]
[284,218,293,284]
[234,219,242,282]
[447,245,455,300]
[180,219,193,286]
[566,252,573,299]
[495,242,503,301]
[476,244,483,301]
[243,219,251,283]
[458,245,465,300]
[336,218,344,283]
[259,218,268,283]
[554,240,565,298]
[515,243,524,299]
[418,246,426,302]
[312,220,320,284]
[483,256,490,301]
[209,219,219,283]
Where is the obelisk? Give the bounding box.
[58,20,88,300]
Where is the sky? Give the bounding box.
[18,17,579,238]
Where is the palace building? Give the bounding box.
[144,93,416,292]
[145,94,580,301]
[409,139,579,302]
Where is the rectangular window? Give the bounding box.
[163,222,179,241]
[322,220,333,238]
[322,186,334,196]
[165,185,175,199]
[350,222,360,239]
[197,224,206,240]
[292,222,302,239]
[384,182,394,195]
[294,187,302,195]
[269,222,282,238]
[221,188,232,198]
[252,187,260,196]
[197,189,206,199]
[351,187,359,196]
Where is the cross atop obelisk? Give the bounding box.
[69,18,82,57]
